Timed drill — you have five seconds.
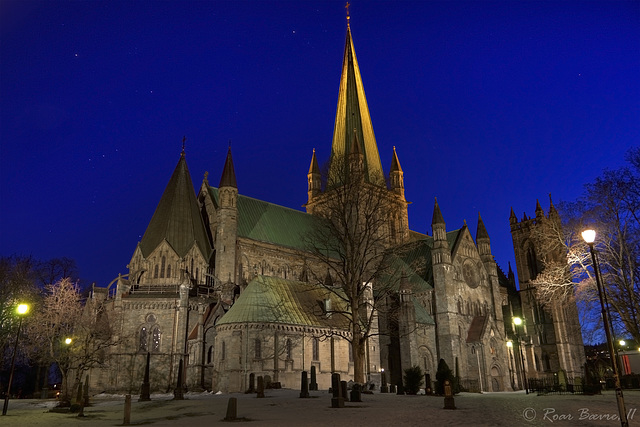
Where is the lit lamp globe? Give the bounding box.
[582,229,596,244]
[619,340,626,347]
[513,317,523,326]
[17,304,29,316]
[65,338,72,345]
[506,341,513,348]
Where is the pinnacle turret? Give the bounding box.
[219,146,237,189]
[476,213,489,241]
[432,198,445,226]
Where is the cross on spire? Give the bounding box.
[346,2,350,27]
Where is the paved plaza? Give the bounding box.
[2,389,639,426]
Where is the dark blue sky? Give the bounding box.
[1,1,638,287]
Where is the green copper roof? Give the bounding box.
[217,275,350,329]
[208,185,320,251]
[413,296,435,325]
[329,25,384,184]
[386,228,463,294]
[139,153,213,259]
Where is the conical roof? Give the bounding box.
[432,198,445,225]
[329,24,384,184]
[308,148,320,175]
[390,146,403,173]
[476,212,489,240]
[139,152,213,259]
[219,146,237,188]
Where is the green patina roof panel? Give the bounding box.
[208,185,320,251]
[413,296,435,325]
[217,275,350,329]
[140,155,213,259]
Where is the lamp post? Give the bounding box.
[582,229,628,427]
[506,341,515,390]
[2,303,30,416]
[513,317,528,394]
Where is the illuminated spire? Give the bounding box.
[329,13,384,185]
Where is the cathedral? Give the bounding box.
[88,17,584,394]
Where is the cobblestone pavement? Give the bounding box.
[3,389,639,426]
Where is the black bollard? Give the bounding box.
[256,376,265,398]
[173,359,184,400]
[331,373,344,408]
[123,394,131,425]
[140,352,151,401]
[341,380,349,402]
[224,397,237,421]
[381,370,389,393]
[247,373,255,393]
[300,371,310,398]
[310,366,318,391]
[350,383,362,402]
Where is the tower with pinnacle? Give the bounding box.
[510,197,586,379]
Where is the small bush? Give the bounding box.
[403,365,424,395]
[435,358,454,395]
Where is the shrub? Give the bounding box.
[435,358,454,395]
[403,365,424,395]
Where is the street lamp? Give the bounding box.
[582,229,628,427]
[512,316,529,394]
[2,303,30,416]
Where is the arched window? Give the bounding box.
[312,338,320,361]
[191,259,194,278]
[348,342,353,362]
[254,338,262,358]
[160,256,166,278]
[526,246,538,279]
[207,346,213,364]
[221,341,226,360]
[286,339,292,360]
[152,326,161,352]
[139,327,148,352]
[167,264,171,279]
[154,264,159,279]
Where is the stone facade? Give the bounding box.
[86,21,584,395]
[509,199,587,382]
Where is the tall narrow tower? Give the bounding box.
[215,146,238,288]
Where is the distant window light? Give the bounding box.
[152,326,161,352]
[139,327,148,352]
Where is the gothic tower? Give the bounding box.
[431,199,456,366]
[510,197,586,378]
[215,146,238,291]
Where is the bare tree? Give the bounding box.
[303,152,405,383]
[0,256,41,372]
[529,148,640,343]
[36,257,78,288]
